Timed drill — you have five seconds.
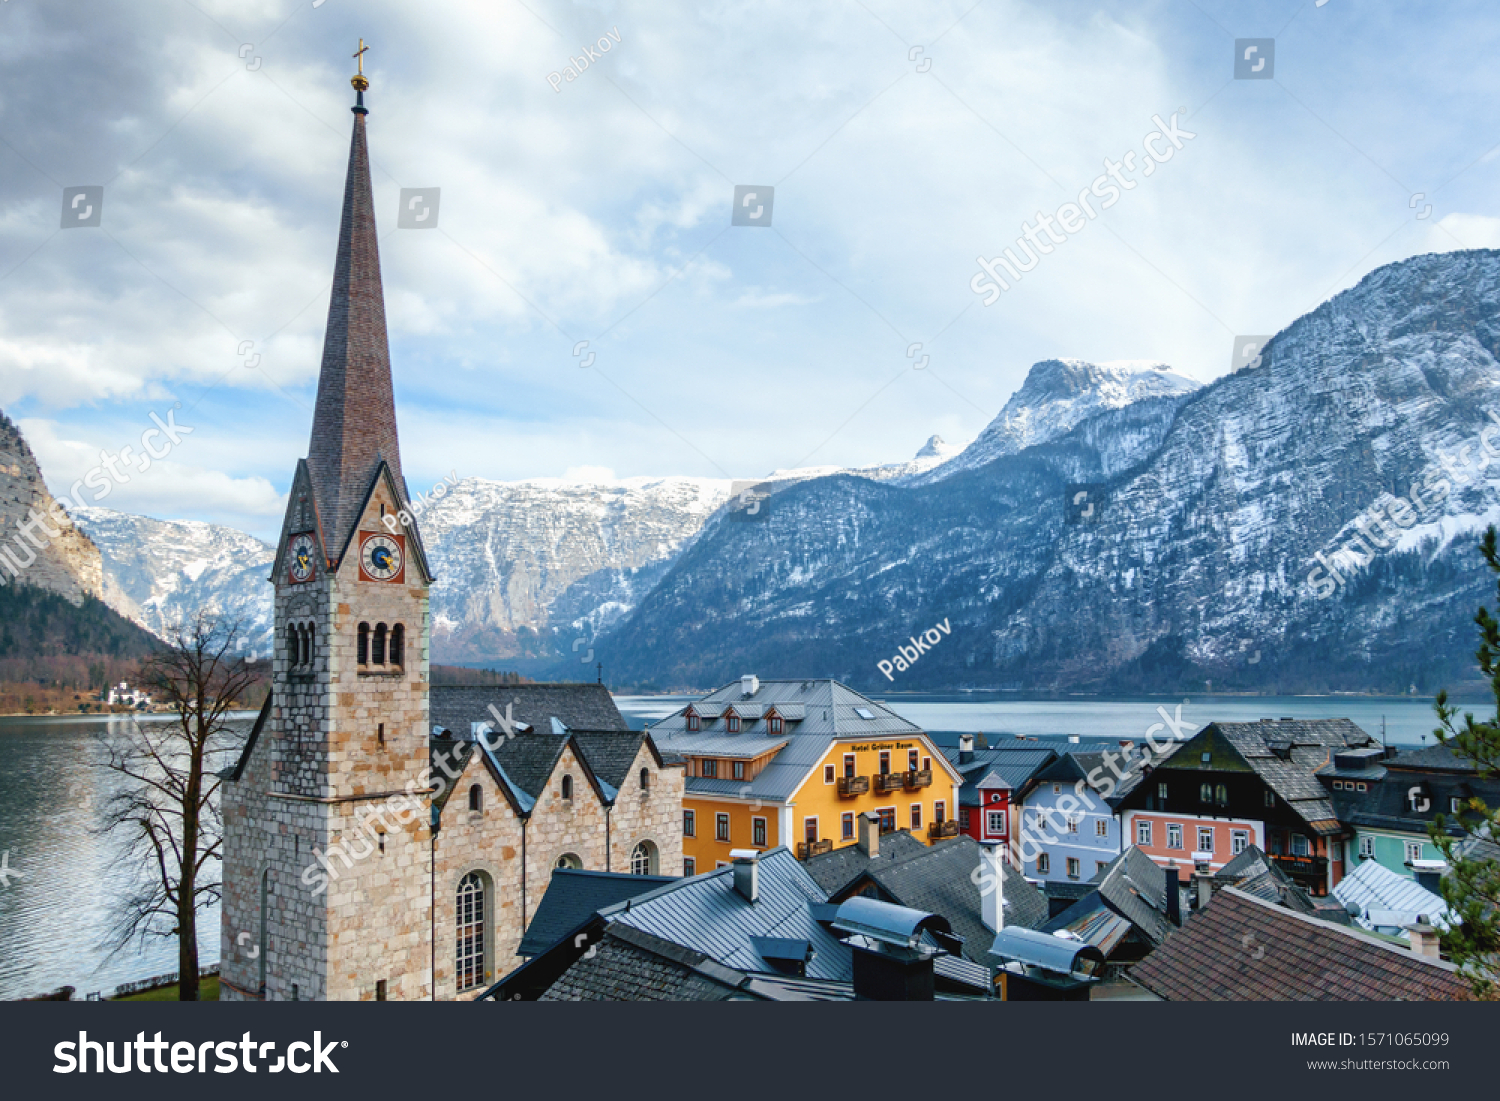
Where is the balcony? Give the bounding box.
[873,772,905,794]
[837,775,870,797]
[796,839,834,860]
[928,820,960,840]
[904,768,933,790]
[1270,853,1329,880]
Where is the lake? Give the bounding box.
[0,692,1471,999]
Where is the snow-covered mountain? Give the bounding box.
[907,359,1200,484]
[594,250,1500,695]
[73,508,277,656]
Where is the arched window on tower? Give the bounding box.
[630,841,658,876]
[390,624,404,668]
[305,623,315,667]
[640,767,650,793]
[357,623,369,666]
[468,784,483,813]
[560,775,573,801]
[373,623,387,666]
[288,624,300,668]
[456,872,486,992]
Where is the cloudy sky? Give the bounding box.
[2,0,1498,541]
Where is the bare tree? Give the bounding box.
[100,613,258,1001]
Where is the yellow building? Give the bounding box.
[648,677,962,874]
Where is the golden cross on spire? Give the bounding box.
[353,39,369,74]
[351,39,370,95]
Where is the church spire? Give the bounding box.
[306,43,405,561]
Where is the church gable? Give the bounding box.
[331,459,433,585]
[270,461,328,587]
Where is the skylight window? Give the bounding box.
[854,707,876,720]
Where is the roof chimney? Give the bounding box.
[741,674,760,697]
[1406,919,1442,961]
[981,847,1006,933]
[730,849,759,903]
[1164,865,1182,927]
[959,734,975,765]
[1194,870,1214,912]
[857,811,880,858]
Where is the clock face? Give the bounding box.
[287,533,317,584]
[359,532,405,583]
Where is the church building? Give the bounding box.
[219,54,681,1002]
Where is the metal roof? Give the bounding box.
[517,869,675,957]
[988,927,1104,973]
[1334,857,1454,932]
[661,734,788,759]
[831,896,953,951]
[599,847,855,981]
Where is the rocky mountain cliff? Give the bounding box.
[0,411,102,603]
[593,250,1500,695]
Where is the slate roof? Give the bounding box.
[801,831,930,895]
[1096,847,1174,946]
[1131,887,1468,1001]
[1178,719,1376,834]
[1213,845,1317,914]
[517,869,675,958]
[539,924,749,1002]
[1386,743,1480,773]
[651,680,952,802]
[568,730,661,793]
[1334,857,1454,932]
[599,847,854,980]
[942,745,1057,808]
[225,693,274,782]
[485,731,576,803]
[429,683,627,738]
[428,737,476,814]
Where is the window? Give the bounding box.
[910,804,922,831]
[631,841,657,875]
[934,800,946,824]
[468,785,482,813]
[377,722,384,747]
[390,624,404,668]
[373,623,387,665]
[1066,857,1081,879]
[291,984,298,1001]
[824,764,835,784]
[1037,853,1051,874]
[1137,820,1152,846]
[752,817,767,847]
[1231,830,1248,855]
[560,775,573,801]
[1096,861,1110,875]
[1329,841,1342,862]
[1157,781,1168,800]
[1215,783,1228,806]
[1199,783,1213,804]
[376,979,387,1001]
[701,759,717,779]
[727,715,741,733]
[716,813,731,842]
[683,810,695,837]
[1167,823,1183,850]
[1066,814,1080,834]
[1291,834,1311,857]
[879,751,890,775]
[1265,790,1276,807]
[908,749,920,771]
[1196,827,1214,854]
[687,713,700,732]
[1451,796,1465,814]
[986,809,1006,836]
[1333,781,1344,791]
[1095,819,1109,838]
[456,872,486,992]
[1359,835,1374,859]
[877,807,896,833]
[841,812,855,840]
[843,753,856,778]
[923,756,932,772]
[640,767,650,792]
[555,853,582,870]
[1404,840,1423,864]
[1356,783,1366,793]
[733,761,745,780]
[683,858,696,876]
[357,622,369,665]
[769,716,783,735]
[961,809,971,829]
[804,817,819,844]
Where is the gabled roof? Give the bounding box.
[224,693,274,782]
[943,745,1057,807]
[568,730,666,794]
[1385,743,1481,774]
[429,683,627,738]
[1131,887,1467,1001]
[801,831,930,895]
[1040,892,1134,958]
[1096,847,1175,946]
[517,869,675,958]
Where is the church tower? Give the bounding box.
[221,46,435,1001]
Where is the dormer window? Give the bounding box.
[769,716,783,735]
[727,715,741,733]
[687,713,700,732]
